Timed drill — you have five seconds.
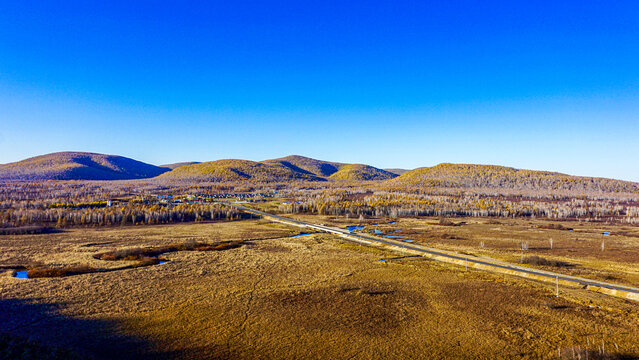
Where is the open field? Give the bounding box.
[284,213,639,290]
[2,219,639,359]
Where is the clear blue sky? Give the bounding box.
[1,1,638,181]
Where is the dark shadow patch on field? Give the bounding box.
[521,256,575,268]
[0,226,63,235]
[262,281,426,336]
[0,299,172,360]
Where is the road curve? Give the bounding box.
[220,201,639,302]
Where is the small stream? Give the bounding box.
[292,233,313,237]
[345,222,413,243]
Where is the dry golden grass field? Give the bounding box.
[288,214,639,289]
[2,218,639,359]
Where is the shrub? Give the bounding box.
[27,265,95,278]
[438,218,454,226]
[521,256,572,268]
[93,240,245,262]
[132,257,160,268]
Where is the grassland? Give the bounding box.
[2,219,639,359]
[286,213,639,289]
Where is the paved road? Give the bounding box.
[220,201,639,301]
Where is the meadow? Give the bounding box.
[2,218,639,359]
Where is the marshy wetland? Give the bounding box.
[2,217,639,359]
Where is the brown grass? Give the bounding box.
[3,219,639,359]
[289,213,639,288]
[93,240,244,261]
[265,281,422,336]
[27,265,95,278]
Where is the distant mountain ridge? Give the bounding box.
[161,162,201,170]
[1,153,637,194]
[0,152,169,181]
[384,168,410,175]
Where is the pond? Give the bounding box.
[347,226,365,232]
[14,270,29,279]
[603,232,610,236]
[292,233,313,237]
[381,234,412,242]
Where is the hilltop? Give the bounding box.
[263,155,397,181]
[159,156,396,182]
[328,164,397,181]
[0,152,169,181]
[158,159,324,182]
[3,153,635,192]
[388,163,639,193]
[0,153,395,182]
[263,155,343,177]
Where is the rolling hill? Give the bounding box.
[159,155,397,182]
[328,164,398,180]
[0,153,395,182]
[263,155,397,181]
[0,152,170,181]
[158,159,324,182]
[388,163,639,193]
[6,153,632,193]
[263,155,342,177]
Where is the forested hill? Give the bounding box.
[0,153,395,182]
[263,155,397,181]
[158,159,324,182]
[3,153,635,192]
[0,152,169,181]
[387,163,639,193]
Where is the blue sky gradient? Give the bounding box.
[1,1,638,180]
